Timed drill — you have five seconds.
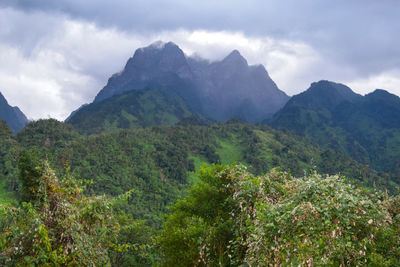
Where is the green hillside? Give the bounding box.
[1,120,391,224]
[67,87,197,135]
[0,121,19,204]
[271,81,400,186]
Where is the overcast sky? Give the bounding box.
[0,0,399,120]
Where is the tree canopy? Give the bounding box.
[159,164,400,266]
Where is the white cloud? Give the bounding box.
[0,43,96,120]
[0,9,145,120]
[345,70,400,96]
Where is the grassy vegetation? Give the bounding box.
[187,154,208,185]
[0,180,14,204]
[215,136,243,165]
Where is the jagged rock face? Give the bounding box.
[0,92,28,133]
[94,42,193,103]
[190,50,289,122]
[89,41,289,123]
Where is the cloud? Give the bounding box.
[0,2,399,120]
[2,0,399,75]
[0,8,324,120]
[0,8,145,119]
[346,70,400,96]
[0,42,96,120]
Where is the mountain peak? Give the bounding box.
[78,41,289,124]
[93,41,190,103]
[228,49,241,57]
[164,41,179,48]
[365,89,400,106]
[148,40,167,49]
[369,88,394,96]
[146,40,180,51]
[310,80,347,89]
[222,49,248,66]
[308,80,361,102]
[0,91,28,132]
[135,41,183,57]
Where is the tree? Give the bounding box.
[17,149,43,202]
[1,160,123,265]
[158,164,400,266]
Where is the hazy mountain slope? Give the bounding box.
[68,87,197,134]
[270,80,400,176]
[68,41,289,128]
[93,41,194,103]
[189,50,289,122]
[0,91,28,133]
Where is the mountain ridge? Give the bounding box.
[0,91,28,133]
[69,41,289,127]
[270,80,400,177]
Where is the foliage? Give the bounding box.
[67,87,195,135]
[158,164,400,266]
[10,120,395,228]
[158,164,249,266]
[0,120,19,203]
[17,149,43,202]
[0,159,128,266]
[16,118,82,153]
[0,120,13,138]
[2,119,398,265]
[110,214,156,266]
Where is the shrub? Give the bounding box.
[158,164,400,266]
[0,161,122,266]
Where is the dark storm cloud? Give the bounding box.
[2,0,399,78]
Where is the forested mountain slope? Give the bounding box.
[0,121,19,203]
[1,119,394,228]
[270,80,400,181]
[67,87,200,134]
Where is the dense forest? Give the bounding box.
[1,118,400,265]
[271,81,400,177]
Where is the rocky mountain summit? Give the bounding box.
[76,41,289,124]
